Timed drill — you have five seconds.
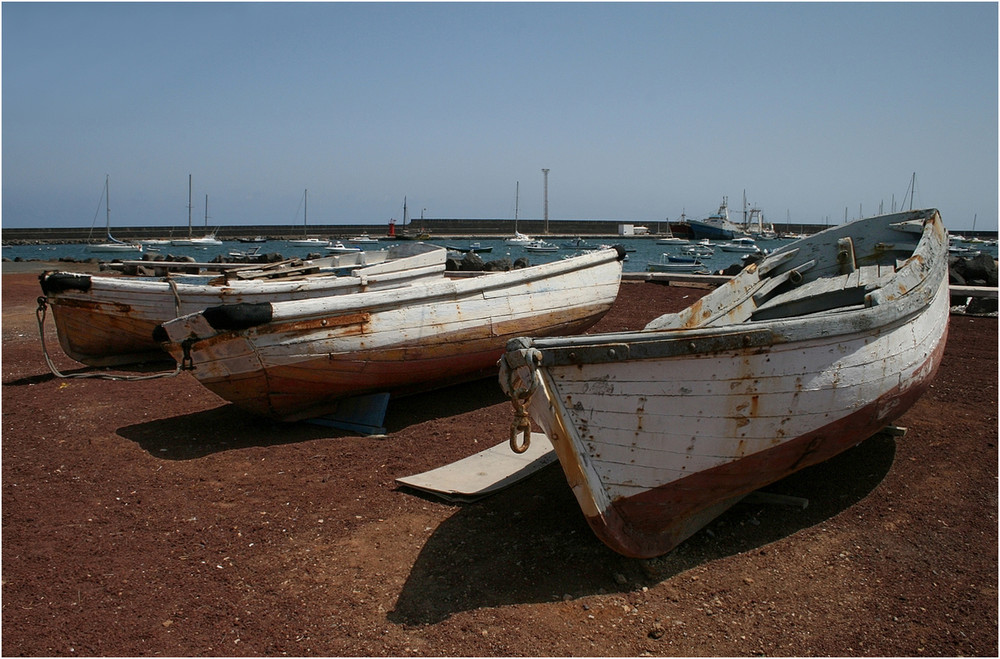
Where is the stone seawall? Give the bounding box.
[2,218,844,243]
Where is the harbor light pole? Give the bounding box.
[542,168,550,233]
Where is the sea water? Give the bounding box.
[3,236,997,275]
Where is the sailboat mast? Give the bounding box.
[514,181,520,229]
[106,175,111,235]
[204,195,209,228]
[909,172,916,210]
[188,174,193,238]
[304,189,308,236]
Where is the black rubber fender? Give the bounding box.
[202,302,273,331]
[39,271,92,295]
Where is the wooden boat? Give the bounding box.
[153,247,627,422]
[498,209,949,558]
[38,243,447,367]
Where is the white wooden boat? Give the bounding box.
[499,209,949,558]
[39,243,447,367]
[153,247,627,422]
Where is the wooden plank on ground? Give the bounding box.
[396,434,556,502]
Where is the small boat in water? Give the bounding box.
[523,240,559,253]
[445,242,493,254]
[504,182,533,245]
[656,216,688,244]
[719,237,760,253]
[346,234,380,245]
[288,237,331,247]
[287,190,329,247]
[562,237,594,250]
[39,243,447,367]
[646,254,710,273]
[154,247,627,422]
[505,231,534,245]
[85,176,144,255]
[171,178,222,246]
[499,209,949,558]
[325,241,362,254]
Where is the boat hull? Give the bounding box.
[158,248,626,421]
[39,244,447,367]
[501,209,950,558]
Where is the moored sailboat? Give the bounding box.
[85,176,143,254]
[170,176,222,246]
[288,189,330,246]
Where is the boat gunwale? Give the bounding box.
[162,247,626,337]
[512,210,947,363]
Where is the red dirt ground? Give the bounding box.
[2,265,997,656]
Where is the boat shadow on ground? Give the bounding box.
[115,378,509,460]
[388,432,897,626]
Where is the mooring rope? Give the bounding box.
[35,296,184,381]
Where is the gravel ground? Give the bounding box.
[2,265,997,656]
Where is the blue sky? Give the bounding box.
[3,2,997,231]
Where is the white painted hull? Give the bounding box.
[86,242,143,253]
[288,238,330,246]
[170,236,223,246]
[500,210,950,558]
[156,248,627,421]
[39,243,447,367]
